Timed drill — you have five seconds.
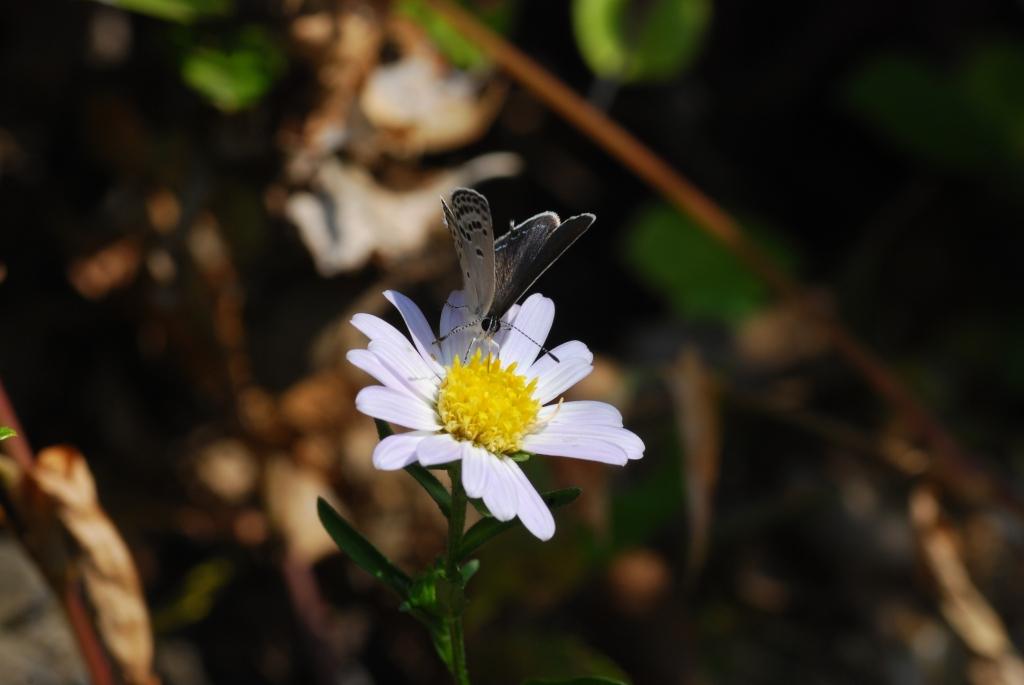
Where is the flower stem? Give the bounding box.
[445,463,471,685]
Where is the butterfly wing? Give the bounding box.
[442,188,496,316]
[490,211,596,317]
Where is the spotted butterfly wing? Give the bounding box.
[441,188,495,318]
[490,210,596,318]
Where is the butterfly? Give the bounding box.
[438,188,596,360]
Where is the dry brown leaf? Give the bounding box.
[280,372,351,433]
[736,291,831,370]
[605,548,670,616]
[910,485,1024,684]
[68,237,142,300]
[358,52,506,157]
[193,438,259,504]
[264,456,343,565]
[29,446,158,685]
[285,7,384,167]
[285,152,520,275]
[668,347,721,582]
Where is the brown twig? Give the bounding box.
[0,378,119,685]
[422,0,1017,517]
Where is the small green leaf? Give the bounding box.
[524,678,628,685]
[105,0,232,23]
[458,487,581,560]
[625,202,793,324]
[572,0,710,83]
[401,566,443,614]
[180,26,285,112]
[459,558,480,585]
[317,498,411,597]
[0,427,15,441]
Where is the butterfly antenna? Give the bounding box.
[502,322,560,363]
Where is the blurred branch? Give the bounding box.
[665,348,721,584]
[723,381,931,478]
[423,0,1020,518]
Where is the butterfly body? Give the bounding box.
[439,188,595,357]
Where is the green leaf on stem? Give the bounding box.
[0,427,15,441]
[316,497,411,598]
[457,487,582,560]
[459,559,480,585]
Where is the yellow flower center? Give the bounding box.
[437,350,540,454]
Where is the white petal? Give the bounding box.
[384,290,444,374]
[498,294,554,370]
[347,349,434,404]
[347,349,397,387]
[530,424,644,461]
[353,314,440,397]
[481,456,517,520]
[527,340,593,380]
[438,290,476,365]
[372,431,432,470]
[461,444,491,499]
[416,433,463,466]
[505,460,555,541]
[355,386,439,431]
[531,358,593,405]
[366,341,439,403]
[521,431,629,465]
[537,400,623,427]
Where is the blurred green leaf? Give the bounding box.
[180,26,285,112]
[105,0,232,23]
[397,0,517,70]
[572,0,710,82]
[958,42,1024,158]
[844,54,1005,169]
[457,487,581,560]
[152,558,234,633]
[317,497,412,598]
[625,202,791,323]
[525,678,629,685]
[610,437,681,551]
[0,427,15,441]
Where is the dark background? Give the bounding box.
[2,0,1024,683]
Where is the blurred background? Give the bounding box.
[2,0,1024,683]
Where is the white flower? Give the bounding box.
[347,289,644,541]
